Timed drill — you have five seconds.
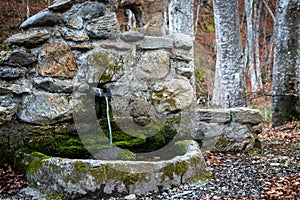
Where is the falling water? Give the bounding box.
[105,96,113,147]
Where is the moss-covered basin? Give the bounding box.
[24,140,208,198]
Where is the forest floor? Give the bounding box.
[1,122,299,199]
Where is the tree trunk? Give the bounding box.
[212,0,246,108]
[253,0,263,92]
[272,0,300,126]
[244,0,257,93]
[168,0,194,38]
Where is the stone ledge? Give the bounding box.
[25,140,207,197]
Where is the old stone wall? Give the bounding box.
[0,0,195,165]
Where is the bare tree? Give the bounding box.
[272,0,300,126]
[212,0,246,108]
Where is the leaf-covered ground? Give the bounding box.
[0,122,299,199]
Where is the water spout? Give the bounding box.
[105,96,113,147]
[93,87,113,147]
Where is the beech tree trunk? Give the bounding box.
[168,0,194,38]
[272,0,300,126]
[212,0,246,108]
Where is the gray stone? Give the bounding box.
[101,41,132,51]
[171,33,193,50]
[19,11,62,30]
[214,123,256,152]
[230,107,263,125]
[120,31,145,42]
[152,79,194,114]
[62,28,89,42]
[124,194,137,200]
[32,77,74,93]
[0,50,36,67]
[25,140,207,196]
[138,37,173,50]
[0,79,32,95]
[77,1,106,20]
[48,0,74,12]
[191,122,225,140]
[0,66,27,80]
[5,31,50,47]
[194,109,231,123]
[86,13,119,39]
[64,14,84,29]
[137,50,170,81]
[0,96,17,125]
[18,92,73,124]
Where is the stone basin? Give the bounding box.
[23,140,208,198]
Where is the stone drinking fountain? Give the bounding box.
[0,0,262,198]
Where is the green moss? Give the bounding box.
[46,192,68,200]
[87,52,123,83]
[26,152,51,175]
[215,136,229,150]
[115,149,136,160]
[174,140,191,155]
[162,161,188,180]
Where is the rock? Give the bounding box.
[171,33,193,50]
[120,31,144,42]
[62,29,89,42]
[101,41,132,51]
[152,79,194,114]
[19,11,62,30]
[86,13,119,39]
[0,66,27,80]
[0,96,17,125]
[18,91,73,124]
[32,77,73,93]
[194,109,231,124]
[124,194,137,200]
[38,42,76,78]
[0,79,32,95]
[138,37,173,50]
[77,1,106,20]
[25,140,207,197]
[0,50,36,67]
[48,0,74,12]
[86,51,124,83]
[191,122,225,141]
[230,107,263,125]
[191,108,262,152]
[71,43,94,51]
[5,31,50,47]
[137,50,170,81]
[214,124,256,152]
[64,14,84,29]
